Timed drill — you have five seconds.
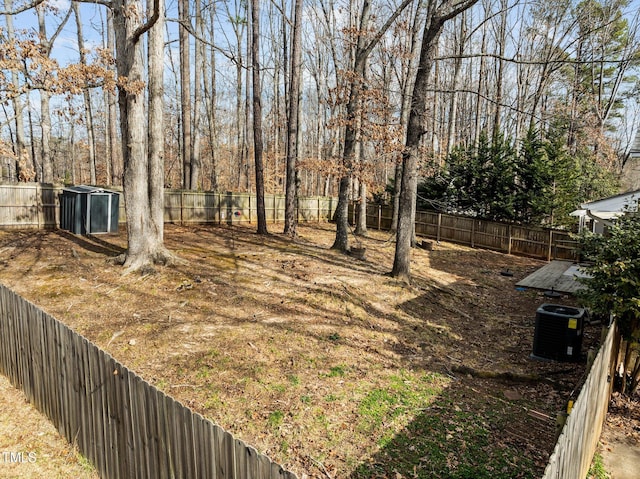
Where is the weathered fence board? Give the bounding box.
[357,203,577,261]
[542,325,617,479]
[0,284,298,479]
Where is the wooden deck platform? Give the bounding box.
[516,260,589,294]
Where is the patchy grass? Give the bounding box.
[0,223,600,478]
[587,452,610,479]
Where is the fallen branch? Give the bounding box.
[451,364,565,388]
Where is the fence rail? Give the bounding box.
[352,203,577,261]
[0,284,297,479]
[542,325,618,479]
[0,183,337,229]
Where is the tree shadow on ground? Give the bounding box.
[54,229,126,256]
[348,374,551,479]
[345,243,598,479]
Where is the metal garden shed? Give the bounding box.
[59,185,120,235]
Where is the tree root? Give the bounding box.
[451,364,567,389]
[110,247,187,275]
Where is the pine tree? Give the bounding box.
[516,128,553,224]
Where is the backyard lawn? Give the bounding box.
[0,223,600,478]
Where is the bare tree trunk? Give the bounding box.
[73,2,97,184]
[107,9,122,186]
[393,0,479,282]
[36,4,72,182]
[446,13,466,153]
[191,0,203,190]
[179,0,192,189]
[113,0,170,271]
[148,0,166,240]
[354,181,367,235]
[4,0,31,181]
[284,0,303,237]
[203,2,218,191]
[333,0,414,252]
[392,0,424,232]
[251,0,267,234]
[492,0,508,138]
[474,9,487,147]
[244,30,252,192]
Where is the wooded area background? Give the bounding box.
[1,0,638,195]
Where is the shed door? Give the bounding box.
[88,194,111,233]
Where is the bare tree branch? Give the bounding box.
[132,0,160,43]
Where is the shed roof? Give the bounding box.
[63,185,118,195]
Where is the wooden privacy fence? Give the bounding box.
[0,183,337,229]
[0,285,298,479]
[351,203,577,261]
[542,325,618,479]
[164,190,336,225]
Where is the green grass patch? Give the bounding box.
[353,382,538,479]
[358,371,445,434]
[327,365,347,377]
[268,410,284,429]
[587,452,610,479]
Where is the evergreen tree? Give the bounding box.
[516,128,553,224]
[578,209,640,395]
[485,133,518,221]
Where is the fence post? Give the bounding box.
[471,220,475,248]
[547,230,554,261]
[318,197,321,222]
[377,205,382,230]
[36,184,42,229]
[180,190,184,225]
[507,225,512,255]
[437,213,442,242]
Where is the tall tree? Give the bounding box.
[179,0,192,188]
[113,0,171,271]
[191,0,204,190]
[284,0,303,237]
[251,0,267,234]
[391,0,426,231]
[4,0,31,181]
[203,0,219,191]
[148,0,166,245]
[332,0,414,252]
[36,3,71,182]
[73,1,97,184]
[392,0,480,282]
[106,7,122,186]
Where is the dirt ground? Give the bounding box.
[0,223,604,478]
[598,392,640,479]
